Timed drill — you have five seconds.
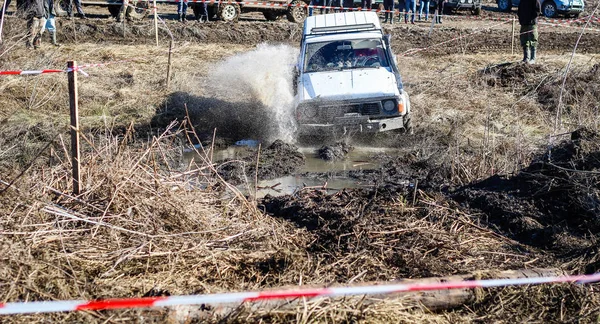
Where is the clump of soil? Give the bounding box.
[317,142,353,161]
[538,63,600,112]
[453,128,600,270]
[478,62,549,87]
[261,187,547,282]
[218,140,305,184]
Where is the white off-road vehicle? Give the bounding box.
[294,12,411,136]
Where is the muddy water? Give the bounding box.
[186,145,397,197]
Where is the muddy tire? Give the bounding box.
[108,6,120,18]
[218,1,241,22]
[263,10,280,21]
[542,1,556,17]
[403,115,413,135]
[286,0,307,23]
[497,0,511,12]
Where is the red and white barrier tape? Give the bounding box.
[0,69,64,76]
[0,272,598,315]
[0,59,136,77]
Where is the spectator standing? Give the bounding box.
[418,0,429,20]
[24,0,44,48]
[404,0,415,23]
[322,0,331,14]
[361,0,372,11]
[434,0,444,23]
[116,0,131,22]
[66,0,86,19]
[383,0,394,23]
[177,0,188,22]
[196,1,208,22]
[518,0,541,63]
[342,0,353,12]
[40,0,59,45]
[331,0,340,12]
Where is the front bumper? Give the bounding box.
[557,6,584,14]
[446,1,479,9]
[298,115,406,135]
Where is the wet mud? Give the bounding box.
[217,140,305,184]
[3,15,600,54]
[453,129,600,259]
[317,142,354,161]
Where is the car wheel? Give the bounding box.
[286,0,307,23]
[497,0,511,12]
[542,1,557,17]
[218,2,241,22]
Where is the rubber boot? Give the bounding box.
[51,31,60,46]
[522,47,529,63]
[529,46,536,64]
[182,14,187,22]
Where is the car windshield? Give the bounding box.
[304,39,390,73]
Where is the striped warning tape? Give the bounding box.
[0,69,64,76]
[0,59,136,76]
[0,272,598,315]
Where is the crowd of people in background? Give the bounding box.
[308,0,447,24]
[5,0,541,62]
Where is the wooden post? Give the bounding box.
[166,40,173,89]
[511,17,516,56]
[153,0,158,46]
[68,61,81,195]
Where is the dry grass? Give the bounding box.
[1,19,600,322]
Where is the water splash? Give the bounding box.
[211,44,298,143]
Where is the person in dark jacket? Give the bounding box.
[40,0,59,46]
[24,0,44,48]
[342,0,353,12]
[517,0,541,63]
[433,0,444,23]
[66,0,86,19]
[383,0,394,23]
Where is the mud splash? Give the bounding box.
[211,44,298,142]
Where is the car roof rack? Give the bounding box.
[310,23,378,35]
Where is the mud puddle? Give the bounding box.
[186,143,399,197]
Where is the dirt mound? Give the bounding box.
[453,128,600,271]
[478,62,549,87]
[538,64,600,112]
[218,140,305,184]
[317,142,353,161]
[261,187,552,282]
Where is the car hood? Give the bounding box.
[299,68,399,102]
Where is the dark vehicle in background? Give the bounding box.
[443,0,481,15]
[497,0,584,17]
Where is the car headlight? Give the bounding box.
[302,105,318,118]
[382,100,396,113]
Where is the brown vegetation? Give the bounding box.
[0,10,599,323]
